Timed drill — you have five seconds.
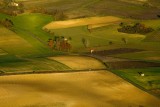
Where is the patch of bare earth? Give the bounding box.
[107,61,160,69]
[91,48,144,56]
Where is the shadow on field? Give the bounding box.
[106,61,160,69]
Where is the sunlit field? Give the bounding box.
[44,16,122,29]
[49,56,106,70]
[0,71,159,107]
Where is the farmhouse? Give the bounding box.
[9,2,19,7]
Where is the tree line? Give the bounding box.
[118,22,154,34]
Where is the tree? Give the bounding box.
[18,2,24,13]
[68,37,72,41]
[119,22,125,27]
[109,41,113,45]
[48,39,54,49]
[121,38,127,44]
[82,38,89,48]
[66,42,71,51]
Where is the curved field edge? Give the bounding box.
[0,57,71,72]
[48,55,106,70]
[112,67,160,98]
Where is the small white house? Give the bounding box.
[9,2,19,7]
[141,73,145,77]
[64,38,68,41]
[90,49,94,54]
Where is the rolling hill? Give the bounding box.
[17,0,160,19]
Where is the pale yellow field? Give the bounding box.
[0,71,159,107]
[88,23,111,29]
[48,56,106,70]
[44,16,122,29]
[145,57,160,61]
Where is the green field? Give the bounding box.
[0,57,71,72]
[112,67,160,97]
[51,25,146,52]
[0,13,66,57]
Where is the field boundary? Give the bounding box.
[0,69,107,77]
[85,54,160,99]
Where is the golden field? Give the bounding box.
[48,56,106,70]
[44,16,122,29]
[0,71,159,107]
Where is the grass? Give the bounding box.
[12,13,53,42]
[0,57,71,72]
[0,13,64,58]
[112,67,160,97]
[0,49,8,55]
[0,25,37,56]
[50,24,145,52]
[144,30,160,42]
[142,19,160,30]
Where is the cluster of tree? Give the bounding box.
[118,22,154,34]
[0,0,24,16]
[0,18,13,28]
[48,36,72,51]
[32,8,67,21]
[108,37,127,46]
[82,38,89,48]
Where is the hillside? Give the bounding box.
[18,0,160,19]
[0,1,160,106]
[0,25,36,55]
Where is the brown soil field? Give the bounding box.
[91,48,144,56]
[107,61,160,69]
[0,71,160,107]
